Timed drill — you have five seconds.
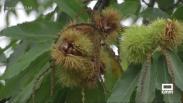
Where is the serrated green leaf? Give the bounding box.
[85,83,106,103]
[157,0,174,14]
[12,80,35,103]
[65,83,106,103]
[153,51,182,103]
[45,86,68,103]
[152,90,165,103]
[103,48,122,96]
[107,64,141,103]
[2,43,51,80]
[136,58,155,103]
[4,0,19,9]
[163,88,182,103]
[164,50,183,91]
[0,40,17,64]
[29,79,53,103]
[111,0,140,17]
[56,0,89,21]
[57,12,71,24]
[0,48,6,63]
[65,88,82,103]
[152,52,170,90]
[104,65,119,96]
[1,12,71,42]
[173,6,183,21]
[7,41,30,68]
[140,8,169,21]
[0,52,50,99]
[0,19,63,42]
[12,63,50,103]
[21,0,38,13]
[26,65,67,103]
[177,45,183,61]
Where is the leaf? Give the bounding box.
[6,41,30,68]
[64,88,82,103]
[21,0,39,13]
[112,0,140,17]
[12,63,50,103]
[27,70,68,103]
[152,52,170,90]
[0,52,50,99]
[56,0,89,21]
[163,88,182,103]
[65,83,106,103]
[152,90,165,103]
[0,48,6,63]
[164,50,183,91]
[102,48,122,95]
[0,40,17,64]
[177,45,183,61]
[140,8,169,21]
[157,0,174,13]
[1,12,71,42]
[104,62,119,95]
[0,18,65,42]
[12,80,35,103]
[4,0,19,9]
[57,12,71,24]
[45,86,68,103]
[26,77,51,103]
[153,51,182,103]
[2,43,51,80]
[85,83,106,103]
[107,64,141,103]
[173,6,183,21]
[135,57,155,103]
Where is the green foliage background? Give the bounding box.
[0,0,183,103]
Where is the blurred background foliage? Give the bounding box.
[0,0,183,103]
